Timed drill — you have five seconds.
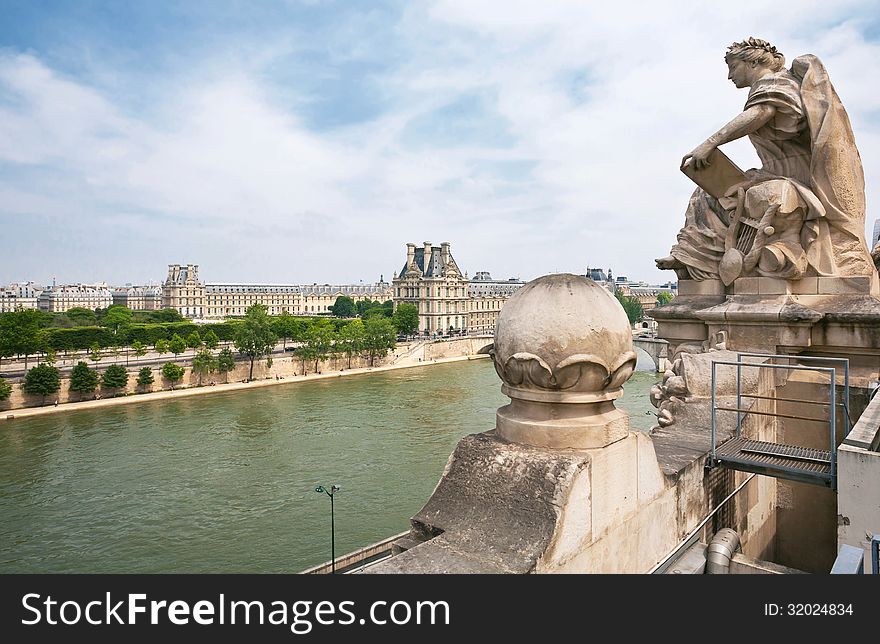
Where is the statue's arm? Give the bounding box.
[681,104,777,170]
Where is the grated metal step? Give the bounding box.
[713,437,832,486]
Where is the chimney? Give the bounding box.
[406,243,415,269]
[423,241,432,274]
[441,241,450,265]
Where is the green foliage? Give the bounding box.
[43,326,115,352]
[191,348,218,385]
[363,317,397,366]
[43,349,57,366]
[136,368,154,388]
[145,308,184,323]
[162,362,185,389]
[203,330,219,350]
[136,367,154,388]
[89,343,102,363]
[656,291,675,306]
[65,307,97,326]
[234,304,278,380]
[0,378,12,401]
[614,289,644,325]
[0,308,46,367]
[101,364,129,391]
[300,319,335,373]
[23,363,61,401]
[69,361,99,395]
[336,319,365,368]
[273,313,307,348]
[392,303,419,335]
[217,348,236,382]
[330,296,357,318]
[103,305,133,333]
[168,334,187,356]
[154,338,169,355]
[131,340,147,358]
[186,331,202,350]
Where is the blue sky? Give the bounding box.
[1,0,879,286]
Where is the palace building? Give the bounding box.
[162,264,392,319]
[392,242,524,336]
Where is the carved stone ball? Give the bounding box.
[492,273,636,398]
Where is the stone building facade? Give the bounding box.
[393,242,524,336]
[466,272,525,335]
[163,264,392,319]
[162,264,206,319]
[37,283,113,313]
[112,286,163,311]
[0,282,42,312]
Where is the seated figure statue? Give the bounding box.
[656,38,875,283]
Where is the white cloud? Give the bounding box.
[1,1,878,285]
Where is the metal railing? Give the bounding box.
[710,354,850,490]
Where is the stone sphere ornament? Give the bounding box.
[491,273,636,449]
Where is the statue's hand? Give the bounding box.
[681,142,716,171]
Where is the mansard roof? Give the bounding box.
[398,245,463,279]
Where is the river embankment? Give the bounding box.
[1,336,493,421]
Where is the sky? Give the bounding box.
[1,0,879,287]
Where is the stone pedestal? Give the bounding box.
[654,276,880,383]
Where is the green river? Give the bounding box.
[0,358,660,573]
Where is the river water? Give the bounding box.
[0,358,660,573]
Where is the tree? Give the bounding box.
[162,362,185,390]
[234,304,278,380]
[168,334,187,357]
[2,308,45,369]
[66,307,97,326]
[89,342,102,366]
[43,348,57,366]
[392,303,419,336]
[150,308,184,323]
[23,363,61,404]
[154,338,169,358]
[337,320,366,369]
[363,317,396,366]
[217,348,236,383]
[103,305,133,334]
[203,329,219,350]
[131,340,148,361]
[191,348,218,386]
[101,364,129,393]
[69,361,99,399]
[656,291,675,306]
[186,331,202,354]
[274,313,307,349]
[330,296,357,318]
[303,319,334,373]
[0,378,13,402]
[136,367,154,391]
[614,289,644,325]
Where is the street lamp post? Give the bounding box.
[315,484,340,574]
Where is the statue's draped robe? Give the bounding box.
[670,55,873,279]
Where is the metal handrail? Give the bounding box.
[710,356,847,489]
[735,353,850,436]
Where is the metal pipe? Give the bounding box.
[707,528,741,574]
[711,362,717,463]
[649,474,756,574]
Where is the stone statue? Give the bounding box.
[656,38,874,284]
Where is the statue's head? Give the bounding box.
[725,38,785,87]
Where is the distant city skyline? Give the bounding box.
[2,2,878,286]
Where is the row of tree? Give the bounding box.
[0,303,421,368]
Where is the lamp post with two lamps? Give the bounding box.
[315,484,340,574]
